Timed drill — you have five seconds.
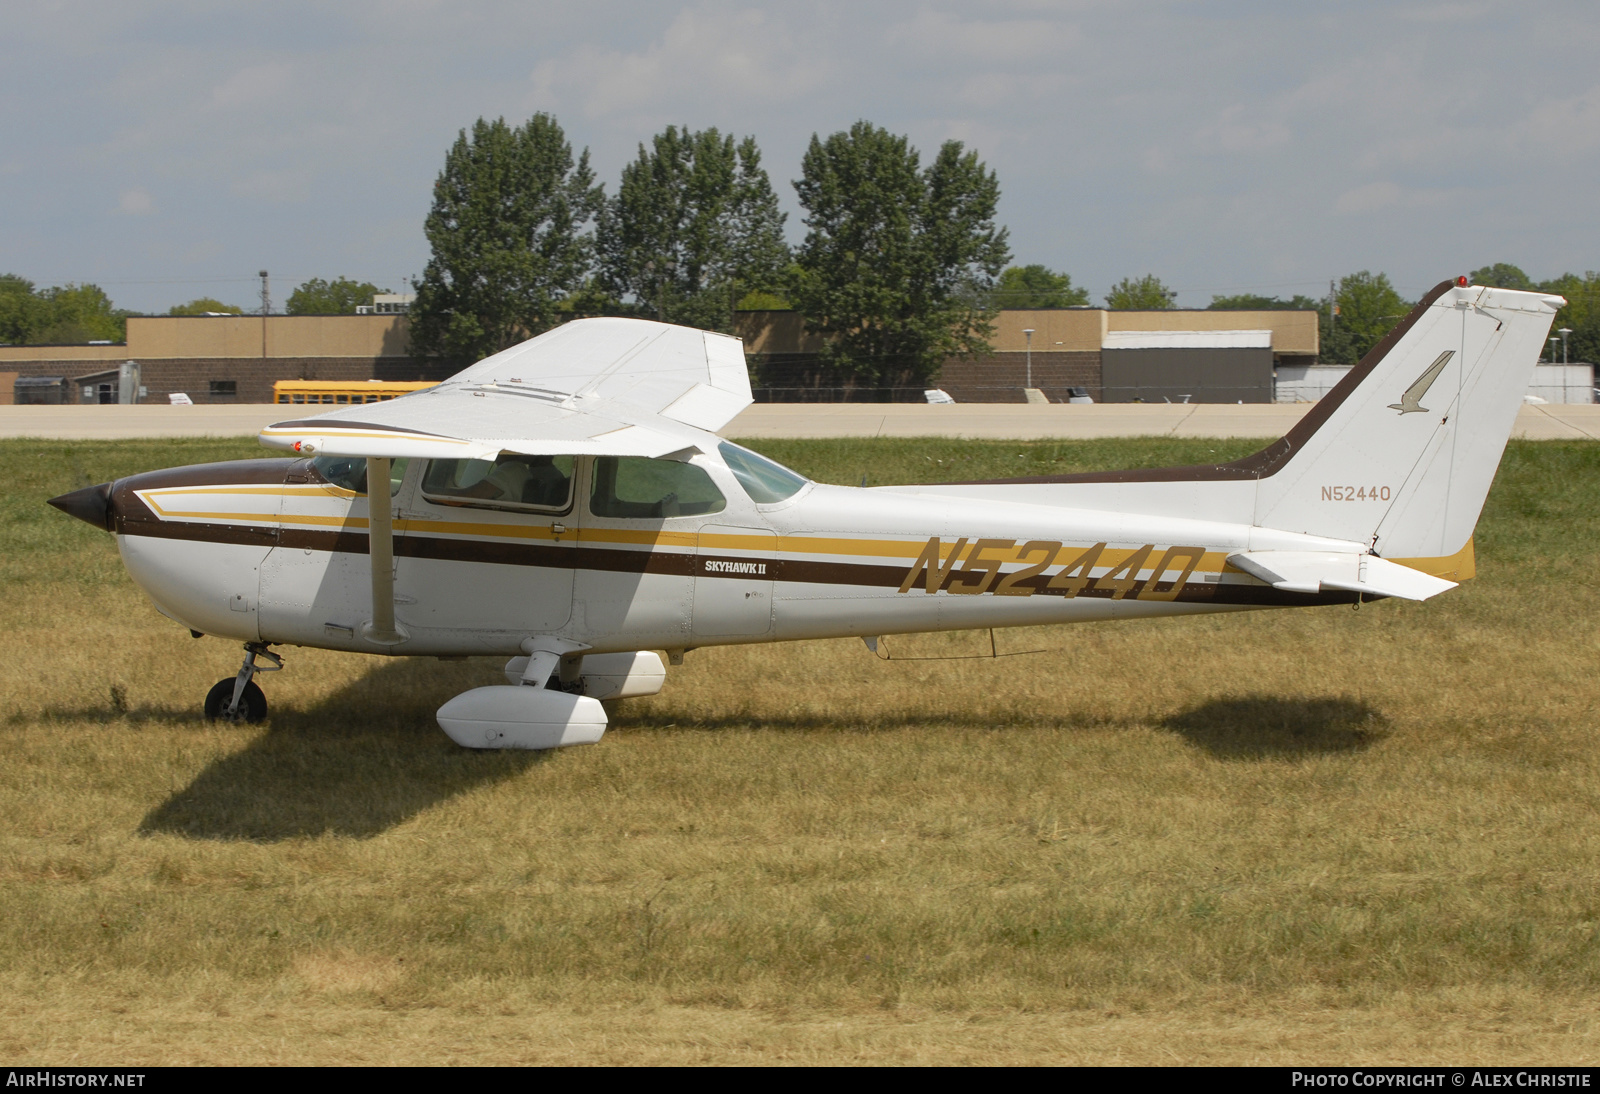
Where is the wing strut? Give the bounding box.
[362,457,407,646]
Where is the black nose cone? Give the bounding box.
[48,482,115,532]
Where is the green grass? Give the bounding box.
[2,436,1599,1064]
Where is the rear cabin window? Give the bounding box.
[590,457,726,519]
[422,454,574,511]
[718,441,809,504]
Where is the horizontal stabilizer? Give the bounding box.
[1226,551,1457,601]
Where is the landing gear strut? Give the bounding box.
[203,642,282,723]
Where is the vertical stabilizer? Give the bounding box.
[1250,280,1563,561]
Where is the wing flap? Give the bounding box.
[1226,551,1458,601]
[661,382,750,431]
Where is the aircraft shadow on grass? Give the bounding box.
[1159,695,1390,760]
[138,658,543,842]
[130,657,1387,840]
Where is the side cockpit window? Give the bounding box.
[422,454,574,512]
[590,457,726,519]
[718,441,809,504]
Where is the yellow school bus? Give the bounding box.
[272,380,438,406]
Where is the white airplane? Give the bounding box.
[49,278,1563,750]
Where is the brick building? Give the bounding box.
[1,314,447,405]
[2,306,1320,406]
[736,306,1320,403]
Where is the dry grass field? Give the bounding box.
[2,435,1598,1065]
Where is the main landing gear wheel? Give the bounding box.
[204,678,267,723]
[203,641,282,723]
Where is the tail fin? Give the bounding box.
[1248,279,1562,563]
[913,278,1562,575]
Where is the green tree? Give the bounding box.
[790,122,1011,384]
[991,264,1089,308]
[168,297,244,316]
[1469,263,1534,291]
[1209,292,1321,310]
[0,276,131,343]
[1106,275,1175,310]
[0,274,37,344]
[553,277,625,318]
[286,278,384,316]
[735,289,791,310]
[1322,271,1410,365]
[597,126,789,333]
[411,114,604,363]
[1537,271,1600,364]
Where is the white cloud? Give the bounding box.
[1393,0,1496,22]
[1335,181,1405,214]
[886,8,1082,64]
[1522,84,1600,157]
[1194,105,1291,154]
[1333,180,1467,215]
[1141,145,1172,173]
[2,0,1598,312]
[209,63,295,114]
[118,188,154,215]
[182,238,225,265]
[230,168,313,204]
[528,7,829,122]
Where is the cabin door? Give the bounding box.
[394,454,576,640]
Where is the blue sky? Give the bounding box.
[3,1,1597,313]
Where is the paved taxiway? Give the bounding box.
[2,402,1598,441]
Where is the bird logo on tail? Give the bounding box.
[1389,351,1455,414]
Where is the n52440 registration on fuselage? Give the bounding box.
[48,278,1564,749]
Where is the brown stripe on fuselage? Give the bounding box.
[111,458,298,538]
[775,554,1360,607]
[119,520,278,549]
[946,279,1457,488]
[116,517,1364,609]
[575,544,695,578]
[280,527,372,555]
[109,460,1369,608]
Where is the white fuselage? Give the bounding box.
[112,449,1380,660]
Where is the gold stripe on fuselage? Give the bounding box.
[133,483,1477,585]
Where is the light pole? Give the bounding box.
[1023,328,1035,390]
[258,270,269,362]
[1559,327,1572,364]
[1550,337,1560,364]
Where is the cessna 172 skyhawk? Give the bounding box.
[48,277,1563,749]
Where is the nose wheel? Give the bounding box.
[204,642,281,723]
[204,678,268,722]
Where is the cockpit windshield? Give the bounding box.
[718,441,809,504]
[310,455,409,497]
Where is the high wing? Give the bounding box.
[258,317,750,459]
